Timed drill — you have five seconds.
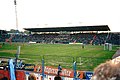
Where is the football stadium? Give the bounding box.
[0,25,120,80]
[0,0,120,79]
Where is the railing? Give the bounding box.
[0,55,110,71]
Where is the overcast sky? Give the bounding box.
[0,0,120,32]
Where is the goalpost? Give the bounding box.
[104,31,112,51]
[104,43,112,51]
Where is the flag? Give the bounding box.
[90,40,93,44]
[14,0,17,5]
[93,35,96,40]
[9,59,16,80]
[74,40,76,43]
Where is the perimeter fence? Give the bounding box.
[0,54,110,71]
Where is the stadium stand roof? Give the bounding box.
[24,25,110,32]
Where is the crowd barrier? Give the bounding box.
[0,69,93,80]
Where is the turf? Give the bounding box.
[0,43,119,71]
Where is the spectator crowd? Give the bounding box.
[0,32,119,45]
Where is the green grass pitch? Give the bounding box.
[0,43,119,71]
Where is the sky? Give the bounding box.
[0,0,120,32]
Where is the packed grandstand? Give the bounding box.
[0,25,119,45]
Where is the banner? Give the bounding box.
[86,71,93,80]
[34,65,93,79]
[34,66,74,78]
[76,71,85,79]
